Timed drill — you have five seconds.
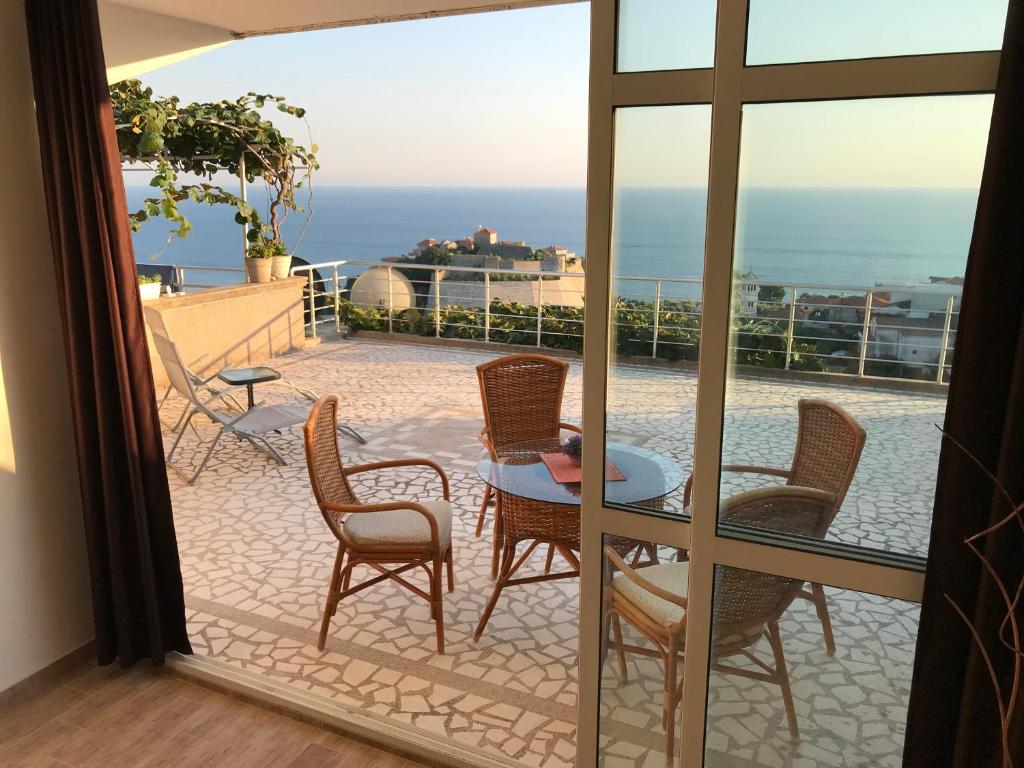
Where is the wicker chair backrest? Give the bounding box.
[304,396,358,537]
[477,354,569,450]
[713,487,833,633]
[789,399,867,514]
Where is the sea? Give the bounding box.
[127,185,979,299]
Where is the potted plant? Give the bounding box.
[562,434,583,467]
[244,236,276,284]
[137,273,163,300]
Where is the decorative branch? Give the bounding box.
[111,79,319,259]
[941,427,1023,768]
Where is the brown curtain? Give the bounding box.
[24,0,191,666]
[905,2,1024,766]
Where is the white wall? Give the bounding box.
[99,1,233,84]
[0,3,95,693]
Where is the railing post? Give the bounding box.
[936,293,955,383]
[784,286,797,370]
[333,265,340,334]
[536,277,543,347]
[652,280,662,358]
[387,267,394,335]
[484,271,491,342]
[307,270,317,339]
[175,266,185,293]
[433,270,441,338]
[303,272,315,342]
[857,290,873,377]
[239,155,247,259]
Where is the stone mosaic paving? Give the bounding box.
[162,337,942,767]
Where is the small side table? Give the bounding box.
[217,366,281,410]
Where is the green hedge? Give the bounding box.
[337,297,827,372]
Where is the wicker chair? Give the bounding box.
[682,398,866,654]
[475,354,582,577]
[304,396,454,654]
[605,486,836,759]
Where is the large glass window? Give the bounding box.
[718,95,993,559]
[746,0,1008,65]
[605,105,711,518]
[616,0,717,72]
[704,565,918,766]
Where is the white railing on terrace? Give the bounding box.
[289,259,961,386]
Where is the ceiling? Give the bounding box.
[105,0,580,38]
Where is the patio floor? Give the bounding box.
[164,337,940,768]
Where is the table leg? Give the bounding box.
[246,383,255,410]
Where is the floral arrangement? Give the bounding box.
[562,434,583,465]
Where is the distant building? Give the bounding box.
[413,238,437,256]
[473,228,497,250]
[869,313,952,367]
[737,270,759,317]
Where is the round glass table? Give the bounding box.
[476,438,684,508]
[472,438,684,640]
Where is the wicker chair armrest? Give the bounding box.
[682,464,792,507]
[321,500,442,547]
[344,458,450,500]
[559,422,583,434]
[604,546,688,610]
[477,427,498,460]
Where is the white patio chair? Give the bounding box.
[158,333,309,485]
[143,306,244,430]
[144,305,365,445]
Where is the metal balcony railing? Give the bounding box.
[287,259,961,386]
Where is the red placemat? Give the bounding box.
[540,452,625,484]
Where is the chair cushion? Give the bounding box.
[612,560,765,647]
[343,499,452,548]
[613,561,689,626]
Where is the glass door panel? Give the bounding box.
[719,94,994,559]
[703,564,918,766]
[599,533,690,767]
[605,105,711,520]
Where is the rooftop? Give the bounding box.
[165,337,940,768]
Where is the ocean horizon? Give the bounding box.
[126,185,978,295]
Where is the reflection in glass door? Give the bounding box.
[578,1,1005,767]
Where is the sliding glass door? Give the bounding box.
[577,1,1006,766]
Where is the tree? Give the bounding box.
[758,284,785,302]
[111,79,319,255]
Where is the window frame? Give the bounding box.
[577,1,1000,766]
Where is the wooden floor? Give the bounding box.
[0,655,428,768]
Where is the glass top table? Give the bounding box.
[217,366,281,410]
[476,438,684,507]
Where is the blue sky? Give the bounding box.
[136,4,590,187]
[132,1,1004,189]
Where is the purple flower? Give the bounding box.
[562,434,583,459]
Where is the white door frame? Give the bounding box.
[577,1,1000,766]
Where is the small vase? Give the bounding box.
[245,257,272,284]
[568,455,581,467]
[271,253,292,280]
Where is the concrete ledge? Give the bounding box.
[146,277,306,387]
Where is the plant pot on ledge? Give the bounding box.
[271,253,292,280]
[245,257,273,284]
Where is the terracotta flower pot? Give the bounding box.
[271,254,292,280]
[245,257,272,284]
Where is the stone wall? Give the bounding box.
[145,277,307,387]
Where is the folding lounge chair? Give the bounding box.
[158,333,310,485]
[144,305,244,429]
